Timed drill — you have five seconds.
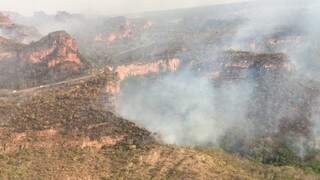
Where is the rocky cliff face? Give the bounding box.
[105,58,181,95]
[218,51,294,80]
[0,31,87,89]
[114,58,181,81]
[20,31,81,67]
[189,51,293,81]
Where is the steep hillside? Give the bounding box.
[0,31,88,89]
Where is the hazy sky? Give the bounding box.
[0,0,248,16]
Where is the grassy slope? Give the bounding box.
[0,145,316,179]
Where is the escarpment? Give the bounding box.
[0,31,87,89]
[104,58,181,95]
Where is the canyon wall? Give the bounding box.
[105,58,181,94]
[21,30,81,68]
[115,58,181,81]
[0,31,86,89]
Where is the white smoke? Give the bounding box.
[231,0,305,51]
[116,70,254,145]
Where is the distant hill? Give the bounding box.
[0,31,88,89]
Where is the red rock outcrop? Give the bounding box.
[105,58,181,95]
[115,58,181,80]
[21,31,81,68]
[0,31,87,89]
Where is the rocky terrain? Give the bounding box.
[0,30,88,89]
[0,1,320,179]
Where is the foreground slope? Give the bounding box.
[0,70,316,179]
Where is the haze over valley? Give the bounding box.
[0,0,320,179]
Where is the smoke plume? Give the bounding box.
[116,70,254,145]
[115,0,320,161]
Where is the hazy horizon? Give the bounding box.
[0,0,249,16]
